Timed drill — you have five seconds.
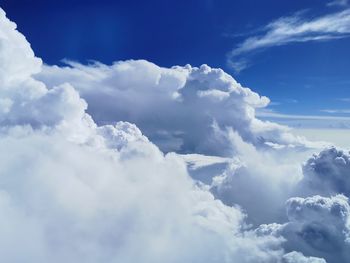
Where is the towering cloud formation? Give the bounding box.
[37,59,314,156]
[0,8,287,263]
[2,6,350,263]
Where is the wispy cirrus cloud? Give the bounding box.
[257,109,350,120]
[256,108,350,130]
[227,9,350,72]
[321,108,350,113]
[327,0,348,7]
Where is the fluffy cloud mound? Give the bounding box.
[210,131,303,225]
[284,195,350,262]
[258,195,350,263]
[1,132,274,263]
[282,252,326,263]
[0,8,299,263]
[37,58,313,156]
[0,8,95,146]
[298,147,350,197]
[2,6,350,263]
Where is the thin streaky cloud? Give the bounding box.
[327,0,349,7]
[267,99,298,107]
[227,9,350,72]
[257,109,350,120]
[268,101,281,106]
[321,109,350,113]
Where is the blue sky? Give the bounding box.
[2,0,350,120]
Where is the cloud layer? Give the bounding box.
[0,8,291,263]
[1,7,350,263]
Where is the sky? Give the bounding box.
[2,1,350,263]
[2,0,350,123]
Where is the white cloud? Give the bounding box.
[36,60,317,155]
[257,194,350,262]
[297,147,350,197]
[210,130,306,225]
[227,9,350,72]
[257,109,350,129]
[35,57,332,230]
[321,109,350,114]
[283,195,350,262]
[282,251,326,263]
[0,8,296,263]
[293,128,350,149]
[338,97,350,102]
[327,0,349,7]
[258,110,350,120]
[2,6,350,263]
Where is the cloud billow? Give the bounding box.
[37,59,314,156]
[0,8,292,262]
[297,147,350,197]
[257,195,350,263]
[2,6,350,263]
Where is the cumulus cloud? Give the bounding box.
[297,147,350,197]
[282,251,326,263]
[2,5,350,263]
[36,59,316,155]
[257,194,350,263]
[284,195,349,263]
[36,56,323,227]
[227,8,350,72]
[0,7,297,263]
[209,130,305,225]
[2,131,284,263]
[254,195,350,263]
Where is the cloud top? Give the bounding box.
[37,60,316,156]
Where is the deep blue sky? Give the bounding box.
[1,0,350,117]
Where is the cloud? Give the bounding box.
[36,58,332,230]
[2,6,350,263]
[282,251,326,263]
[321,109,350,114]
[209,130,305,225]
[327,0,349,7]
[296,147,350,197]
[338,98,350,102]
[36,60,317,155]
[257,109,350,129]
[35,55,330,233]
[293,128,350,149]
[257,110,350,120]
[283,195,350,262]
[0,8,296,263]
[257,194,350,263]
[227,9,350,72]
